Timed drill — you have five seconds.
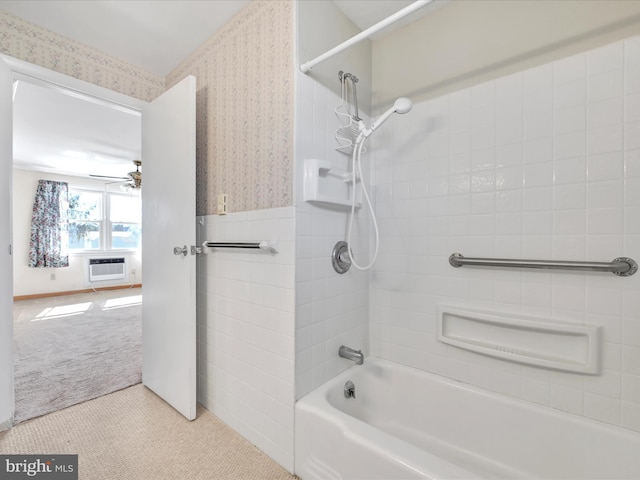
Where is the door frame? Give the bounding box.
[2,55,146,115]
[0,54,146,427]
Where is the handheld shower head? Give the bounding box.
[348,97,412,271]
[364,97,413,137]
[393,97,413,114]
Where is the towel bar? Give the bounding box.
[203,241,278,253]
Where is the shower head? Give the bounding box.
[393,97,413,114]
[364,97,413,137]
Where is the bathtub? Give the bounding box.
[295,358,640,479]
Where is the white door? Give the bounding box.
[141,76,197,420]
[0,59,13,430]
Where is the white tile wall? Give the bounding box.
[294,71,370,399]
[370,36,640,433]
[196,207,295,471]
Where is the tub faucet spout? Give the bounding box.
[339,345,364,365]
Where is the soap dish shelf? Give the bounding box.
[304,158,361,210]
[438,306,601,374]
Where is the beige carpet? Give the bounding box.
[0,384,296,480]
[13,288,142,423]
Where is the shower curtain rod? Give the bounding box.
[300,0,434,74]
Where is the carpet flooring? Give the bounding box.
[0,384,296,480]
[13,288,142,423]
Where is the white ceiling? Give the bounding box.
[1,0,443,180]
[13,80,141,180]
[333,0,446,36]
[0,0,251,76]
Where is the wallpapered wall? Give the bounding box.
[0,1,294,215]
[0,10,164,102]
[166,0,293,215]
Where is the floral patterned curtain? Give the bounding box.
[28,180,70,268]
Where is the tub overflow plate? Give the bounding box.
[344,380,355,398]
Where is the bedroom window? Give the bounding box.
[109,194,141,249]
[68,188,140,252]
[68,190,102,250]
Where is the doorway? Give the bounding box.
[1,55,197,428]
[11,75,144,423]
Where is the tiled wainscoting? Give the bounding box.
[196,207,295,471]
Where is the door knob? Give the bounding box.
[173,245,188,256]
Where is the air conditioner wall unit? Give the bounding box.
[88,257,126,282]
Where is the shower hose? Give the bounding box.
[347,132,379,271]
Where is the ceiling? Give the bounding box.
[1,0,443,180]
[13,80,141,180]
[0,0,444,76]
[0,0,251,76]
[333,0,446,36]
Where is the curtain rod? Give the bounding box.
[300,0,434,74]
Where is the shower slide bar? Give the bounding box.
[203,241,278,253]
[449,253,638,277]
[300,0,434,74]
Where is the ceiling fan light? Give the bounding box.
[127,160,142,189]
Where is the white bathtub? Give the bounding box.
[295,358,640,479]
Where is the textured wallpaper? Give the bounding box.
[166,0,293,215]
[0,1,293,214]
[0,10,164,102]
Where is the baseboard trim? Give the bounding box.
[14,284,142,302]
[0,416,13,432]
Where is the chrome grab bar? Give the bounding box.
[449,253,637,277]
[204,242,262,249]
[202,241,278,253]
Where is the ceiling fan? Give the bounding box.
[89,160,142,189]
